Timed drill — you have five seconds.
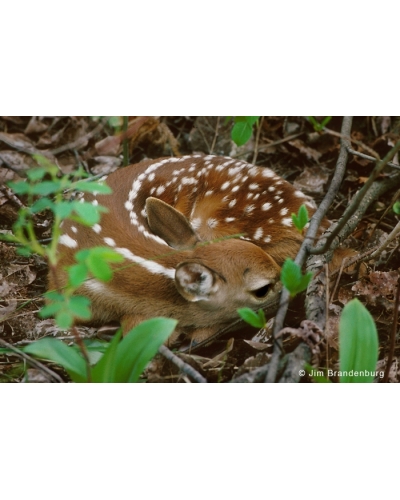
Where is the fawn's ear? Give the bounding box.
[175,262,220,302]
[146,197,199,249]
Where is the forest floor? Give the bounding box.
[0,116,399,382]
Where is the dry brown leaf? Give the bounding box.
[293,166,329,195]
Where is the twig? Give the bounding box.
[50,118,108,155]
[252,116,264,165]
[309,140,400,255]
[383,277,400,383]
[369,221,400,260]
[158,345,207,383]
[347,147,400,171]
[323,127,381,160]
[233,132,304,159]
[265,116,354,382]
[210,116,220,154]
[0,337,64,383]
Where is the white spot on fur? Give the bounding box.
[221,181,230,190]
[262,202,272,211]
[280,207,289,215]
[92,224,101,233]
[278,198,284,204]
[244,205,255,214]
[191,217,202,230]
[116,247,175,279]
[207,218,218,228]
[182,177,196,185]
[254,228,263,240]
[60,234,78,248]
[126,197,134,210]
[225,217,235,222]
[262,169,276,178]
[253,193,260,200]
[249,183,259,190]
[104,237,116,247]
[71,226,77,233]
[268,186,275,192]
[92,199,98,206]
[156,185,165,196]
[263,235,272,243]
[228,199,237,208]
[246,193,254,199]
[232,185,240,192]
[205,190,213,196]
[282,218,293,226]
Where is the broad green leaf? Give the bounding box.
[31,197,54,213]
[74,181,112,195]
[281,258,312,297]
[231,121,253,146]
[291,204,309,231]
[39,302,64,318]
[91,330,123,382]
[68,263,88,287]
[69,296,91,320]
[53,201,75,218]
[237,308,264,328]
[55,310,74,329]
[393,201,400,215]
[7,181,30,195]
[87,255,112,281]
[31,181,63,196]
[72,201,101,225]
[114,318,177,383]
[339,299,379,383]
[26,167,47,182]
[23,338,87,382]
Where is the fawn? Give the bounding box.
[49,154,319,346]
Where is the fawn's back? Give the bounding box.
[51,155,316,346]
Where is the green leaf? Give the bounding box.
[31,181,63,196]
[281,258,312,297]
[87,255,112,281]
[114,318,178,382]
[91,330,123,382]
[69,296,91,320]
[68,263,88,287]
[237,308,265,328]
[72,201,101,225]
[53,201,75,218]
[74,181,112,195]
[32,155,59,175]
[393,201,400,215]
[231,121,253,146]
[31,197,54,213]
[291,204,309,231]
[23,338,87,382]
[39,301,64,318]
[339,299,379,383]
[55,310,74,329]
[26,167,47,182]
[7,181,30,195]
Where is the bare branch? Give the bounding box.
[158,345,207,383]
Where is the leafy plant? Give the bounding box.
[393,200,400,215]
[231,117,260,146]
[291,204,309,232]
[1,156,177,382]
[339,298,379,383]
[237,308,266,329]
[306,116,332,132]
[281,259,313,297]
[23,318,177,383]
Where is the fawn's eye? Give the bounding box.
[251,284,270,299]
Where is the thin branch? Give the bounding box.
[265,116,353,382]
[383,277,400,383]
[50,118,108,155]
[0,337,64,383]
[210,116,220,154]
[369,221,400,260]
[310,140,400,255]
[158,345,207,383]
[348,147,400,171]
[252,116,264,165]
